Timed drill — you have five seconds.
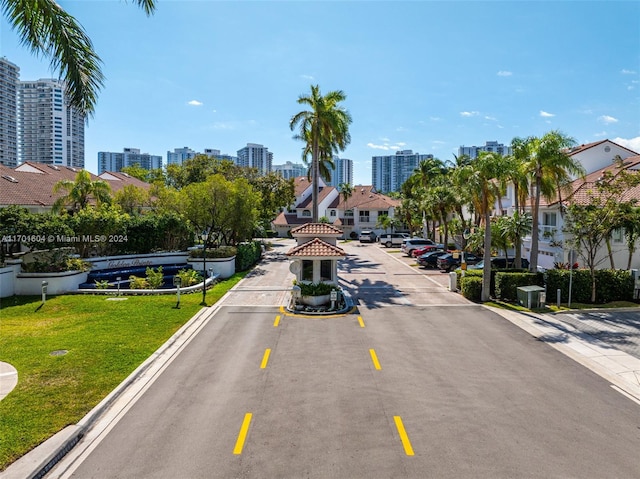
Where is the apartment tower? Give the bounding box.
[0,57,19,167]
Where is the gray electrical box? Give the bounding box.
[517,285,546,309]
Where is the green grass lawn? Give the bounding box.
[0,272,246,470]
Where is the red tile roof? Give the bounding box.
[566,139,638,157]
[296,185,337,208]
[338,185,401,209]
[0,162,150,208]
[290,223,343,236]
[286,237,346,258]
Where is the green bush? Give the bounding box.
[129,275,149,289]
[460,276,482,302]
[295,281,339,296]
[176,268,201,287]
[495,272,544,302]
[456,269,482,290]
[545,269,634,304]
[235,241,262,271]
[145,266,164,289]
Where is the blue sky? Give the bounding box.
[1,0,639,185]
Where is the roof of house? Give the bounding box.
[296,185,336,209]
[566,139,638,157]
[542,155,640,207]
[0,162,150,208]
[338,185,401,210]
[286,237,346,258]
[290,223,343,237]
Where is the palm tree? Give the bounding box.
[454,151,508,301]
[290,85,352,222]
[521,131,585,272]
[338,182,354,227]
[3,0,156,116]
[52,170,112,213]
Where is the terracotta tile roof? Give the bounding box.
[286,237,346,258]
[339,185,401,209]
[0,162,150,208]
[290,223,343,236]
[542,155,640,207]
[293,176,312,197]
[296,185,336,208]
[272,212,312,226]
[566,139,638,157]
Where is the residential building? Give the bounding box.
[203,148,237,162]
[273,161,307,180]
[18,78,85,168]
[97,148,162,174]
[458,141,512,159]
[372,150,432,193]
[236,143,272,175]
[167,147,197,165]
[0,161,150,214]
[327,156,353,188]
[0,57,19,167]
[271,177,401,239]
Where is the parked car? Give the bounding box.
[436,252,482,272]
[411,243,446,257]
[416,250,449,268]
[378,232,410,248]
[358,230,377,243]
[401,238,440,256]
[467,257,530,270]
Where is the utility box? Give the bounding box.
[517,285,546,309]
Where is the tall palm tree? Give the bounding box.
[521,131,585,272]
[290,85,352,222]
[3,0,156,116]
[454,151,507,301]
[52,170,112,213]
[338,182,354,226]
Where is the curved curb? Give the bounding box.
[0,362,18,401]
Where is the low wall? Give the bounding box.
[0,262,21,298]
[15,270,89,296]
[187,256,236,279]
[86,252,190,271]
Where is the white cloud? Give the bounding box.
[188,100,203,106]
[460,111,479,117]
[613,136,640,153]
[484,115,498,121]
[367,143,390,150]
[367,140,406,151]
[429,116,442,121]
[594,131,608,137]
[539,110,555,118]
[599,115,619,124]
[621,69,637,75]
[300,74,315,80]
[497,71,512,77]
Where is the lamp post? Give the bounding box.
[200,231,209,306]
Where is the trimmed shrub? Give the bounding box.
[460,276,482,302]
[545,269,634,304]
[145,266,164,289]
[235,241,262,271]
[495,272,544,302]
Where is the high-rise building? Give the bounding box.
[236,143,272,175]
[458,141,512,159]
[97,148,162,173]
[18,78,85,168]
[204,148,237,163]
[273,161,306,180]
[167,147,198,165]
[0,57,19,167]
[327,156,353,188]
[372,150,433,193]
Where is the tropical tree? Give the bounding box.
[113,184,150,215]
[52,170,112,213]
[2,0,156,116]
[251,173,295,230]
[290,85,352,222]
[496,211,533,269]
[519,131,585,272]
[454,151,508,301]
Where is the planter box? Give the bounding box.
[188,256,236,279]
[299,294,331,306]
[15,270,89,295]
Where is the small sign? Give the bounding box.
[330,290,338,301]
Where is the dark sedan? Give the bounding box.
[416,250,448,268]
[436,252,482,272]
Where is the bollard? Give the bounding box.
[557,288,561,308]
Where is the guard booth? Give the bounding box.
[517,285,546,309]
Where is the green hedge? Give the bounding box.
[235,241,263,271]
[460,276,482,302]
[545,269,634,304]
[495,272,545,302]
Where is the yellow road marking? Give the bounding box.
[369,349,381,370]
[233,413,253,454]
[358,316,365,328]
[273,315,281,327]
[394,416,415,456]
[260,349,271,369]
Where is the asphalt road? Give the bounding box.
[49,240,640,478]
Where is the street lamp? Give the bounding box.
[200,231,209,306]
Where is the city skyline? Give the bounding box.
[1,1,638,185]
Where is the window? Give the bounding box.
[542,212,557,226]
[320,260,332,282]
[302,260,313,281]
[302,210,311,217]
[345,210,353,217]
[612,228,624,244]
[330,210,336,217]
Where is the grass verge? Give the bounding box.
[0,272,246,471]
[485,299,640,313]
